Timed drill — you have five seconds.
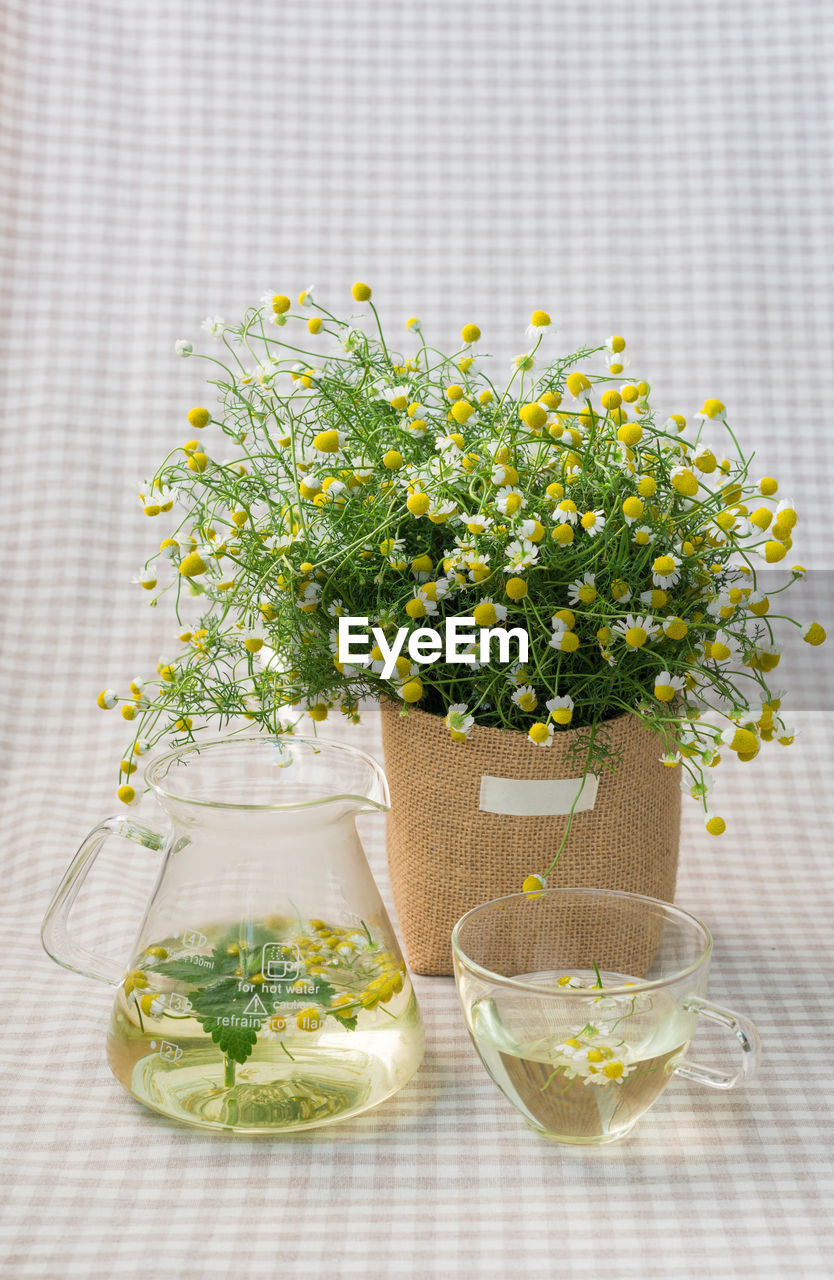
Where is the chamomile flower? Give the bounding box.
[297,582,322,612]
[686,776,715,800]
[472,599,507,627]
[613,613,657,648]
[404,590,439,620]
[640,588,668,610]
[428,499,458,523]
[297,285,316,307]
[526,309,552,338]
[518,518,545,543]
[132,565,159,591]
[696,398,726,421]
[670,465,699,497]
[174,339,193,357]
[504,539,539,572]
[721,724,760,756]
[463,513,493,536]
[568,573,597,605]
[653,671,686,702]
[507,662,534,687]
[546,695,574,725]
[708,630,739,663]
[554,498,579,525]
[565,371,592,400]
[651,553,681,588]
[512,685,539,712]
[138,479,176,516]
[706,592,737,621]
[201,316,225,337]
[465,554,491,583]
[445,703,474,741]
[633,525,656,546]
[580,509,606,536]
[549,624,580,654]
[528,722,554,745]
[495,486,525,516]
[385,385,411,410]
[436,433,464,458]
[584,1057,632,1086]
[663,615,689,640]
[491,460,519,486]
[511,352,536,373]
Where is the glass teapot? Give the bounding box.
[42,736,424,1134]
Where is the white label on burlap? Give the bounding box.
[478,774,599,816]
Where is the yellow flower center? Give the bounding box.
[473,602,497,627]
[566,371,591,397]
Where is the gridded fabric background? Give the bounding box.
[1,1,833,1276]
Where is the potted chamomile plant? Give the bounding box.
[97,284,825,973]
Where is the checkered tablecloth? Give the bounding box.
[1,1,833,1276]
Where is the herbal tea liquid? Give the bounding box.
[469,971,689,1144]
[107,916,424,1133]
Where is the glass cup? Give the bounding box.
[452,888,760,1146]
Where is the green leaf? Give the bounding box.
[202,1017,260,1065]
[189,977,268,1065]
[190,976,255,1017]
[331,1012,358,1031]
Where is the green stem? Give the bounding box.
[224,1056,236,1088]
[542,722,598,879]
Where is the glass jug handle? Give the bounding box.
[672,995,761,1090]
[41,816,165,986]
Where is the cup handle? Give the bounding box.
[672,995,761,1090]
[41,816,165,986]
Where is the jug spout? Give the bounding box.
[345,748,389,813]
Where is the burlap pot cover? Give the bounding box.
[380,699,681,976]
